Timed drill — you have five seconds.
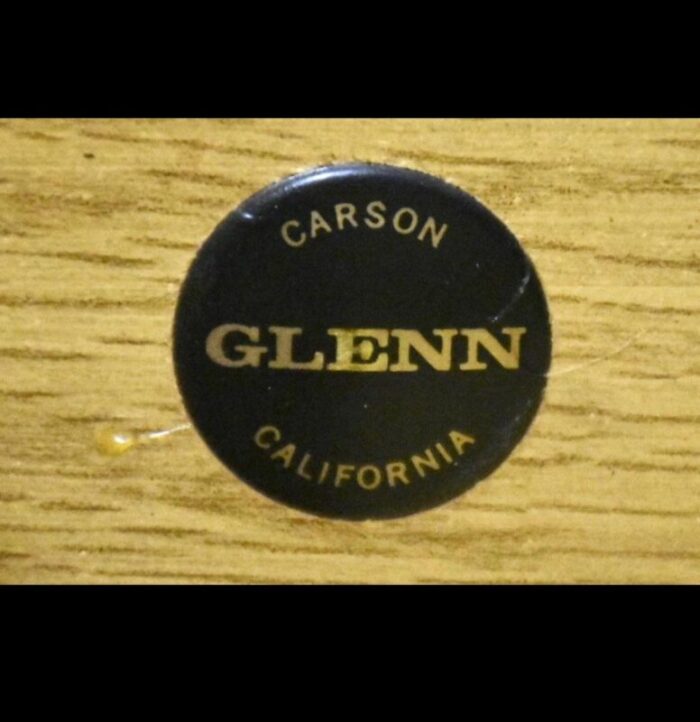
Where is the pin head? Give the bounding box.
[173,163,551,519]
[94,428,137,456]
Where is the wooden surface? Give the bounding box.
[1,118,699,584]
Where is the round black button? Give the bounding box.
[173,163,551,520]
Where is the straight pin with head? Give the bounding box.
[94,422,192,457]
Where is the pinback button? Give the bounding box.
[173,163,552,520]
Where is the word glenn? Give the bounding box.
[206,325,527,372]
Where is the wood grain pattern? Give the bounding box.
[1,118,698,584]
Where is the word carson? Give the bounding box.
[206,325,527,372]
[280,201,449,248]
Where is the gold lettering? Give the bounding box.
[392,207,419,235]
[460,327,527,370]
[281,204,447,248]
[296,452,313,480]
[411,449,440,478]
[435,442,453,463]
[208,324,528,373]
[206,324,267,368]
[270,443,296,469]
[334,464,355,487]
[253,424,477,492]
[254,425,281,449]
[327,328,389,372]
[390,329,457,372]
[335,203,358,230]
[386,462,410,487]
[281,220,307,247]
[268,326,325,370]
[449,430,475,455]
[357,465,382,490]
[417,217,448,249]
[364,200,387,229]
[318,461,330,485]
[310,210,333,238]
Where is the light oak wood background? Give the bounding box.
[1,118,698,584]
